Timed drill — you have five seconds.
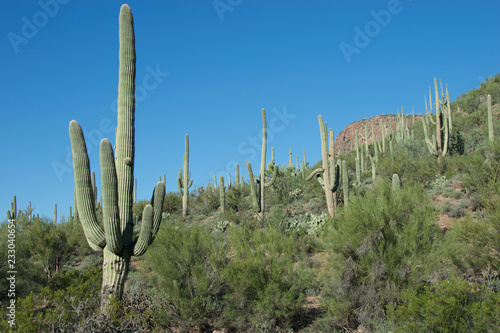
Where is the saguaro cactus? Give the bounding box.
[246,108,277,221]
[422,79,451,163]
[177,134,193,216]
[219,175,225,214]
[6,195,17,221]
[488,94,494,142]
[69,5,165,310]
[306,115,339,217]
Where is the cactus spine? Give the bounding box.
[69,5,165,310]
[246,108,277,221]
[177,134,193,216]
[306,115,339,217]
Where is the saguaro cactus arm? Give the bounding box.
[70,120,106,252]
[100,138,122,254]
[132,181,165,256]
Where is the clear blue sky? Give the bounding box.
[1,0,499,221]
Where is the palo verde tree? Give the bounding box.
[69,4,165,310]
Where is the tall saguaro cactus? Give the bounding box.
[422,79,451,163]
[177,134,193,216]
[246,108,277,221]
[306,115,339,217]
[69,5,165,310]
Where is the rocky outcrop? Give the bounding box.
[334,114,421,155]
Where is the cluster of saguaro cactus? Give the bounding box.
[422,79,451,163]
[246,108,277,221]
[178,134,193,216]
[306,115,339,217]
[69,4,165,310]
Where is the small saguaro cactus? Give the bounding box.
[177,134,193,216]
[69,4,165,310]
[246,108,278,221]
[306,115,340,217]
[342,160,349,207]
[392,173,401,192]
[488,94,494,142]
[7,195,17,221]
[53,203,57,225]
[219,175,225,214]
[235,163,240,186]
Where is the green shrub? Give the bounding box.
[0,266,102,332]
[163,191,182,214]
[387,277,500,332]
[319,180,446,329]
[146,221,227,331]
[222,224,312,331]
[225,184,252,214]
[448,142,500,273]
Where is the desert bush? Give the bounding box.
[446,142,500,274]
[225,184,252,213]
[319,180,446,329]
[0,266,101,332]
[221,224,312,331]
[162,191,182,214]
[387,277,500,332]
[146,221,227,331]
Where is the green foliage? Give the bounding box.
[0,220,45,305]
[146,221,227,330]
[0,267,101,332]
[387,277,500,332]
[319,180,445,328]
[162,191,182,214]
[225,184,252,214]
[0,267,161,332]
[449,130,465,155]
[221,224,312,331]
[193,186,221,214]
